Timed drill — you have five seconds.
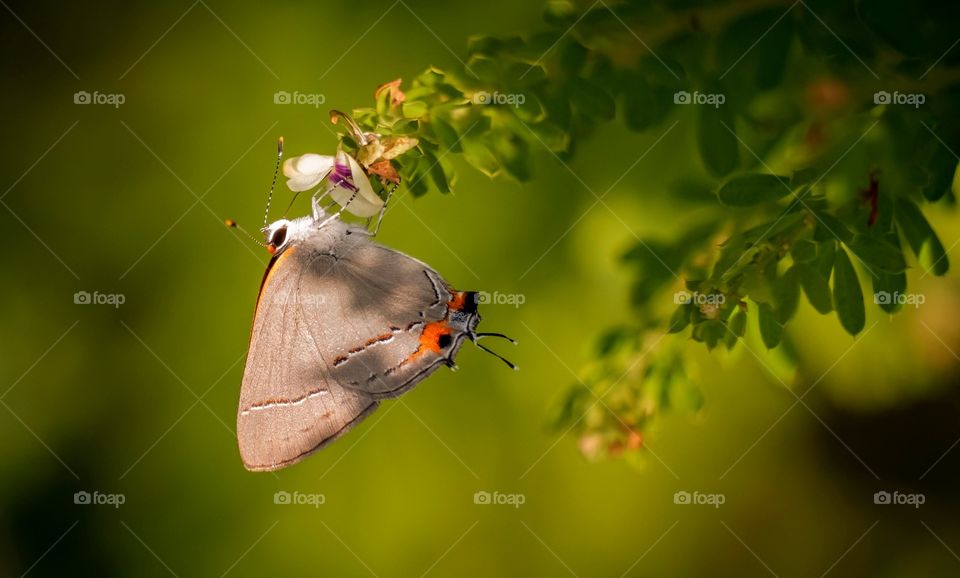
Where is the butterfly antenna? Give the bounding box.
[263,136,284,227]
[224,219,267,247]
[472,337,519,371]
[475,332,518,345]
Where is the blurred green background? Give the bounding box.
[2,0,960,576]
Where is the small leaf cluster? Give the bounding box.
[324,0,959,461]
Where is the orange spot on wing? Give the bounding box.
[396,321,450,370]
[448,291,467,310]
[419,321,451,354]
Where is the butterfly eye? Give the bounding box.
[269,226,288,248]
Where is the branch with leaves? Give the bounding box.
[316,0,958,462]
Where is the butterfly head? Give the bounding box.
[262,217,316,255]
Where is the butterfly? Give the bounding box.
[233,125,515,471]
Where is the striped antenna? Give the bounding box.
[225,219,267,247]
[263,136,284,227]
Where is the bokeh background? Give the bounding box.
[2,0,960,576]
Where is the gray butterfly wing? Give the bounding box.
[238,245,380,472]
[238,231,457,471]
[298,232,458,398]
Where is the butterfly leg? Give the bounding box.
[364,180,399,237]
[310,189,331,220]
[316,188,360,228]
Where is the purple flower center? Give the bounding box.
[329,161,358,192]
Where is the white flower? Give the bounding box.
[283,153,334,192]
[283,150,384,218]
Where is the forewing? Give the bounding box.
[238,246,379,472]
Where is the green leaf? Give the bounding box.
[697,101,738,177]
[399,157,430,197]
[444,68,487,93]
[812,211,854,243]
[717,174,791,207]
[513,92,547,123]
[741,266,775,304]
[467,56,501,84]
[758,302,783,348]
[428,154,452,193]
[923,142,957,202]
[814,241,836,278]
[741,211,806,243]
[791,167,818,187]
[403,85,435,102]
[595,326,635,356]
[376,88,392,117]
[791,239,818,262]
[401,101,429,118]
[871,270,907,314]
[466,35,502,57]
[668,305,691,333]
[568,78,615,120]
[544,0,577,27]
[391,118,420,135]
[506,62,546,84]
[723,322,739,349]
[718,8,794,90]
[489,132,531,181]
[352,107,378,126]
[623,74,670,132]
[725,309,747,348]
[755,12,793,90]
[832,247,866,336]
[844,235,907,274]
[895,198,949,276]
[406,174,429,197]
[460,137,500,177]
[526,122,569,152]
[414,67,445,87]
[774,266,801,324]
[693,319,726,350]
[796,263,833,314]
[729,309,747,337]
[558,40,588,75]
[431,118,462,152]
